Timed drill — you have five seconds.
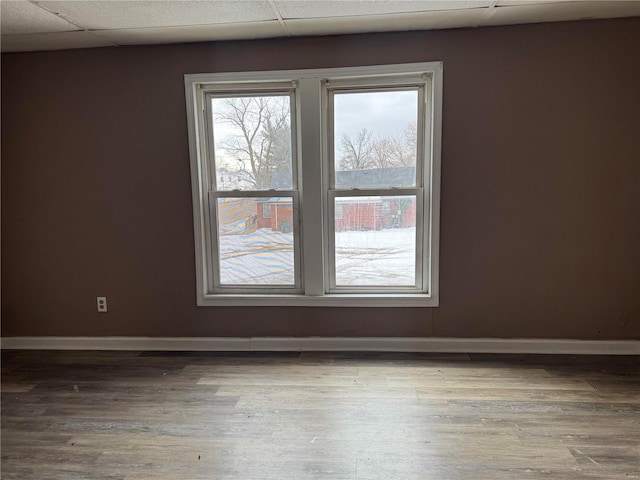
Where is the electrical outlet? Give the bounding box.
[97,296,107,313]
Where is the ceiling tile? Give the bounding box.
[2,0,638,53]
[485,1,640,26]
[0,0,79,34]
[98,21,286,45]
[36,1,277,30]
[285,8,488,36]
[1,30,116,52]
[275,0,493,19]
[497,0,588,5]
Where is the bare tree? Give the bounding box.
[214,97,291,189]
[370,136,396,169]
[371,122,418,168]
[339,128,374,170]
[400,120,418,166]
[338,123,418,171]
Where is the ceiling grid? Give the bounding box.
[268,0,292,37]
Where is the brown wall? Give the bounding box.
[2,18,639,339]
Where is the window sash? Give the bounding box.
[325,84,427,190]
[324,80,430,294]
[204,89,299,192]
[326,188,425,293]
[202,87,301,293]
[207,190,302,293]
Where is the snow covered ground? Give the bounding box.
[219,227,415,286]
[219,229,295,285]
[335,227,415,286]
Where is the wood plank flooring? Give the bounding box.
[1,350,638,479]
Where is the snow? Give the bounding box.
[219,227,416,287]
[219,229,295,285]
[335,227,415,286]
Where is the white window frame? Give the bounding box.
[325,80,428,295]
[185,62,442,307]
[202,86,302,294]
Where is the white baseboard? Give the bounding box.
[1,336,638,355]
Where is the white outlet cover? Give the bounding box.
[96,297,107,312]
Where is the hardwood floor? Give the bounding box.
[1,350,638,479]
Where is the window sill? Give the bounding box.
[197,293,438,308]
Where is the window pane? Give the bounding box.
[217,197,294,285]
[211,96,292,190]
[334,90,417,188]
[334,195,416,286]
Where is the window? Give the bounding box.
[185,62,442,306]
[262,204,271,219]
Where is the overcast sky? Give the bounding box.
[334,90,417,142]
[211,90,417,173]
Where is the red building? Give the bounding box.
[256,198,294,233]
[335,197,416,232]
[256,196,416,233]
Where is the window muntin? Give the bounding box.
[185,63,441,306]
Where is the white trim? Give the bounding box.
[196,293,436,307]
[428,63,442,304]
[299,77,325,297]
[186,62,444,85]
[2,337,638,355]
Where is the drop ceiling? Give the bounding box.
[1,0,639,53]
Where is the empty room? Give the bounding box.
[1,1,639,479]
